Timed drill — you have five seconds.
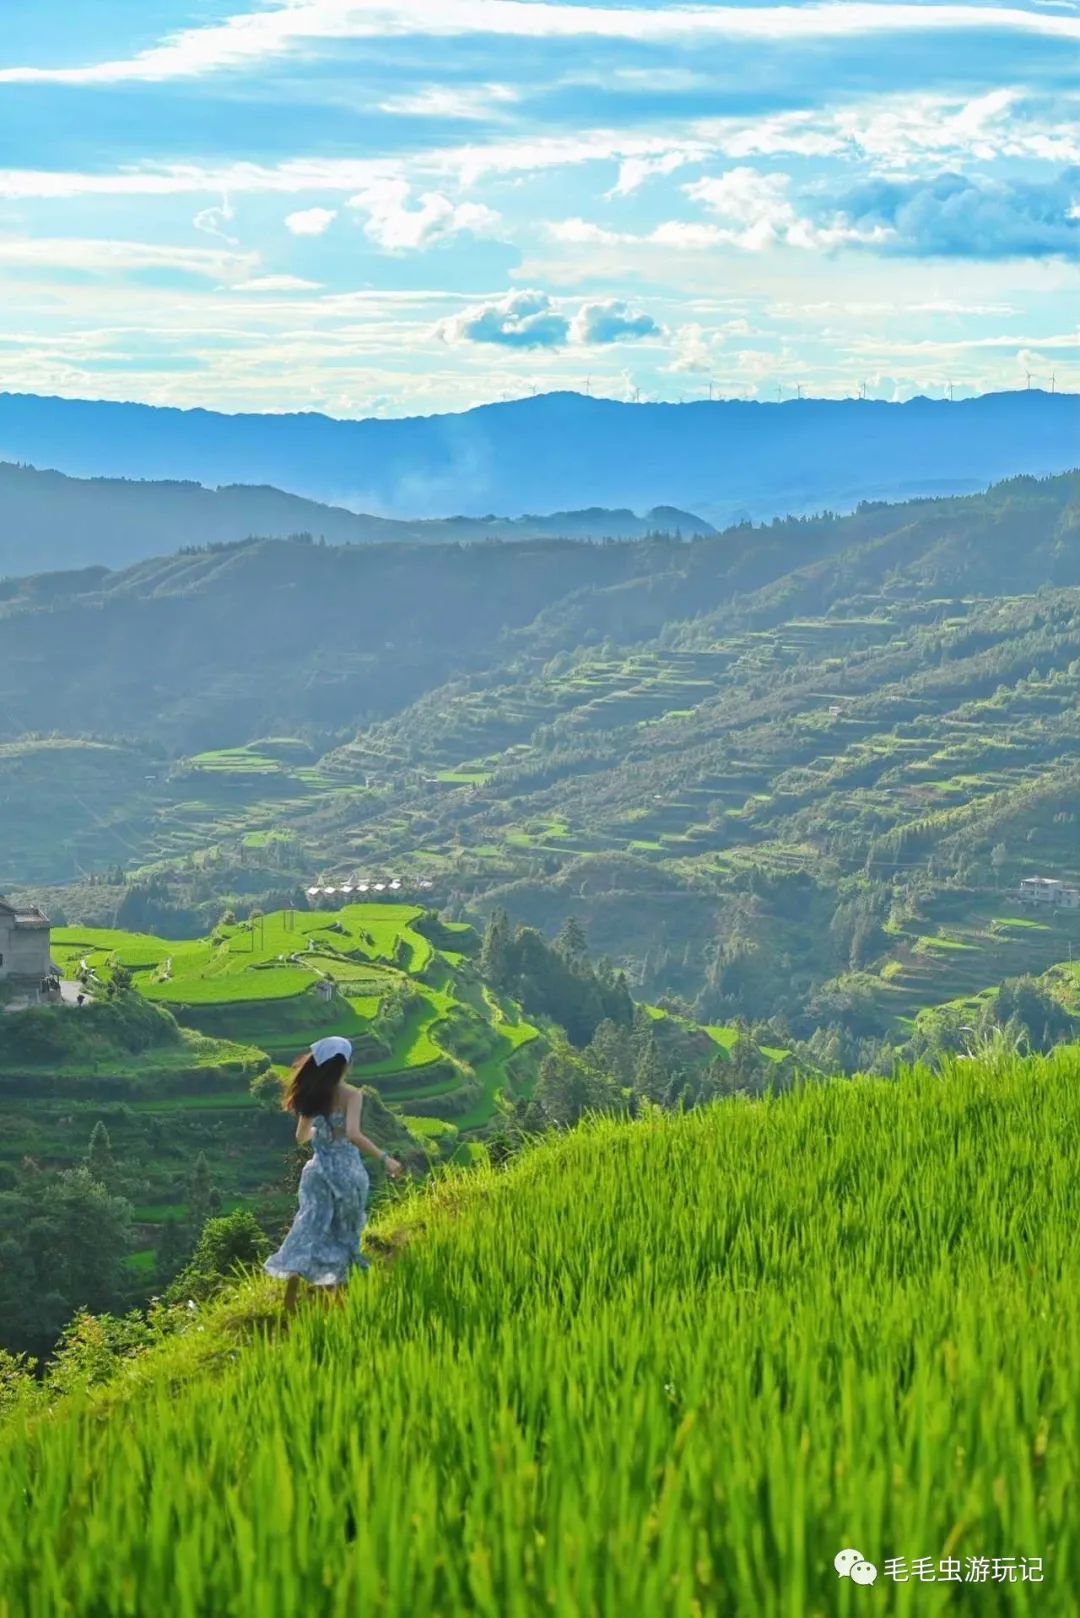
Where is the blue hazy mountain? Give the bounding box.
[0,389,1075,525]
[0,461,714,576]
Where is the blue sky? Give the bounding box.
[0,0,1077,416]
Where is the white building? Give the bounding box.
[0,900,52,983]
[1017,877,1080,909]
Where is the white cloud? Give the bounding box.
[545,218,624,245]
[231,274,322,291]
[6,90,1070,207]
[0,237,258,281]
[285,206,337,236]
[569,299,662,344]
[379,84,519,120]
[667,323,723,374]
[438,288,569,348]
[701,92,1080,169]
[193,197,237,243]
[0,159,388,200]
[649,220,726,249]
[0,3,1076,86]
[439,288,662,348]
[607,149,704,198]
[348,177,501,251]
[685,168,891,251]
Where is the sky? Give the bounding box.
[0,0,1077,417]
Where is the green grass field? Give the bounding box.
[3,1052,1079,1613]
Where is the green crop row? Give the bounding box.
[5,1052,1080,1613]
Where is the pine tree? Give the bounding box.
[480,908,513,988]
[555,916,588,964]
[85,1121,115,1186]
[188,1152,213,1235]
[633,1033,669,1105]
[156,1217,191,1289]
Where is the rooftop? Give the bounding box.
[0,898,50,927]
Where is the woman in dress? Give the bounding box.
[265,1035,403,1310]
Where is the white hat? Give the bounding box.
[310,1036,353,1066]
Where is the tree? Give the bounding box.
[555,916,588,965]
[536,1046,621,1129]
[155,1217,191,1290]
[633,1033,669,1106]
[727,1035,770,1095]
[0,1166,132,1359]
[188,1152,214,1235]
[85,1121,115,1186]
[165,1211,270,1304]
[479,908,512,987]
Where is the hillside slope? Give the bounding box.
[3,1055,1078,1612]
[1,471,1077,751]
[0,387,1075,521]
[0,460,713,577]
[7,472,1080,1045]
[0,904,544,1326]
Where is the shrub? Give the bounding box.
[164,1212,271,1305]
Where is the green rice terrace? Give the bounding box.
[5,1050,1080,1613]
[0,905,548,1287]
[6,473,1080,1056]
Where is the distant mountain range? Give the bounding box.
[0,389,1075,527]
[0,460,713,576]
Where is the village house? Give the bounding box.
[1016,876,1080,909]
[0,898,53,989]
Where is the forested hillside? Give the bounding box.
[5,471,1080,1062]
[0,460,713,576]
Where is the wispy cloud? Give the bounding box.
[379,84,520,121]
[0,237,259,280]
[0,3,1076,86]
[0,1,1076,413]
[193,197,237,244]
[232,274,322,291]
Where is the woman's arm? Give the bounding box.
[345,1088,404,1176]
[295,1113,314,1146]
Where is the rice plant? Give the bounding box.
[3,1052,1079,1615]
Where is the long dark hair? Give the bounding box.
[283,1051,349,1117]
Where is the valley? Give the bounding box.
[5,471,1080,1052]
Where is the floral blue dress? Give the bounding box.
[265,1111,370,1286]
